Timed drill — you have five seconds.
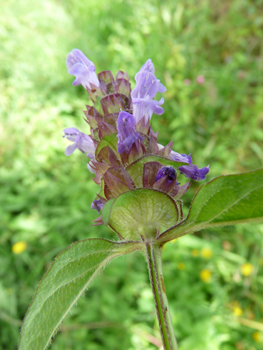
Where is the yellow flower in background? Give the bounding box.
[230,301,243,317]
[252,332,262,343]
[240,263,253,276]
[233,305,243,317]
[201,248,213,259]
[191,249,199,257]
[12,241,27,254]
[200,269,212,283]
[177,263,185,270]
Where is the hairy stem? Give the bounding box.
[145,243,178,350]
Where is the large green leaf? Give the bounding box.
[19,239,140,350]
[158,169,263,243]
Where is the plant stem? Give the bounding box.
[145,243,178,350]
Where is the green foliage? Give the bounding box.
[19,239,140,350]
[1,0,263,349]
[188,169,263,227]
[161,169,263,242]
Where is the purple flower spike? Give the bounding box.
[63,127,95,157]
[91,199,104,213]
[117,111,144,154]
[66,49,99,89]
[178,164,210,181]
[155,166,177,186]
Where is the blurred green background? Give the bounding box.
[1,0,263,349]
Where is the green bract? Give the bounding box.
[103,188,179,240]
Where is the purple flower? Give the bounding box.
[117,111,144,154]
[169,150,209,181]
[155,166,176,186]
[91,199,104,213]
[178,164,209,181]
[66,49,99,89]
[63,127,95,157]
[131,60,166,123]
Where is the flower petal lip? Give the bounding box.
[135,59,155,78]
[134,59,166,94]
[66,49,99,89]
[132,97,164,124]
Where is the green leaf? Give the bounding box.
[19,239,140,350]
[126,155,188,187]
[107,188,179,241]
[158,169,263,243]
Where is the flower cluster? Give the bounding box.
[63,49,209,224]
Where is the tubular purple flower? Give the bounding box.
[63,127,95,157]
[117,111,144,154]
[66,49,99,89]
[155,166,177,187]
[131,60,166,123]
[169,150,209,180]
[178,164,210,181]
